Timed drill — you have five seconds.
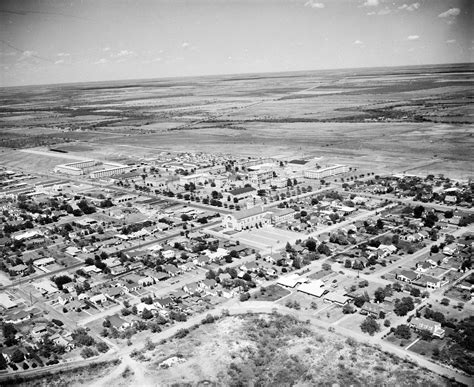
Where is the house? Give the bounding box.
[50,333,74,351]
[105,287,124,300]
[33,257,55,267]
[409,317,445,338]
[416,261,432,273]
[162,264,180,277]
[0,293,19,309]
[138,276,155,287]
[4,310,31,324]
[108,314,130,331]
[90,293,107,305]
[278,274,308,288]
[240,261,259,273]
[194,255,210,267]
[183,282,201,294]
[324,291,350,306]
[201,279,217,290]
[297,281,326,298]
[417,275,447,290]
[155,297,174,309]
[396,270,419,283]
[9,264,28,276]
[58,293,74,305]
[360,303,388,318]
[221,206,269,231]
[31,324,48,339]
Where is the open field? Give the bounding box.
[0,63,472,179]
[93,313,457,386]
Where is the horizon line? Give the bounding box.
[1,61,473,90]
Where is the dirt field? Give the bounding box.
[96,313,454,386]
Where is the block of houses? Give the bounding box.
[409,317,445,338]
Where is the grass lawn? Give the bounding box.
[316,305,345,323]
[308,269,334,280]
[384,333,411,348]
[252,284,291,301]
[408,338,444,358]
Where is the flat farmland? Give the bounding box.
[0,63,472,179]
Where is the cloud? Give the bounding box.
[367,11,376,15]
[362,0,379,7]
[181,42,190,48]
[446,39,456,44]
[407,35,419,40]
[94,58,107,64]
[54,59,64,65]
[57,52,70,57]
[377,8,391,15]
[22,50,35,58]
[103,47,111,52]
[353,40,363,45]
[116,50,134,57]
[438,8,460,18]
[305,1,325,9]
[398,3,420,11]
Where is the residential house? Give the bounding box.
[396,270,419,283]
[409,317,445,338]
[108,314,130,331]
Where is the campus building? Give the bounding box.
[303,164,348,179]
[89,164,128,179]
[54,160,98,175]
[222,206,270,231]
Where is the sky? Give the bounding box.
[0,0,472,87]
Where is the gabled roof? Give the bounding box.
[232,206,266,220]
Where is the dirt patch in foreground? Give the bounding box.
[124,313,456,386]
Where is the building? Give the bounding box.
[409,317,445,338]
[227,186,256,201]
[303,165,348,179]
[270,208,295,224]
[396,270,419,283]
[222,206,269,231]
[297,280,326,297]
[54,160,98,176]
[89,164,128,179]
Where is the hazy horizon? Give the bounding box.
[1,61,473,90]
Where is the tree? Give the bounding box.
[141,308,153,320]
[96,342,109,353]
[384,319,391,327]
[360,316,380,336]
[392,282,402,292]
[322,263,331,271]
[306,239,317,252]
[430,245,439,254]
[413,205,425,218]
[344,259,352,268]
[80,347,96,359]
[394,324,411,340]
[410,287,421,297]
[354,295,368,308]
[394,297,415,316]
[374,287,386,303]
[440,298,450,306]
[240,292,250,302]
[342,303,354,314]
[10,349,24,363]
[418,329,433,341]
[358,280,369,288]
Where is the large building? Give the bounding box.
[54,160,98,176]
[89,164,128,179]
[222,206,269,231]
[304,165,348,179]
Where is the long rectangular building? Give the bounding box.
[303,165,348,179]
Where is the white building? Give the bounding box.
[222,206,269,231]
[304,165,348,179]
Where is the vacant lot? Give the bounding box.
[111,313,455,386]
